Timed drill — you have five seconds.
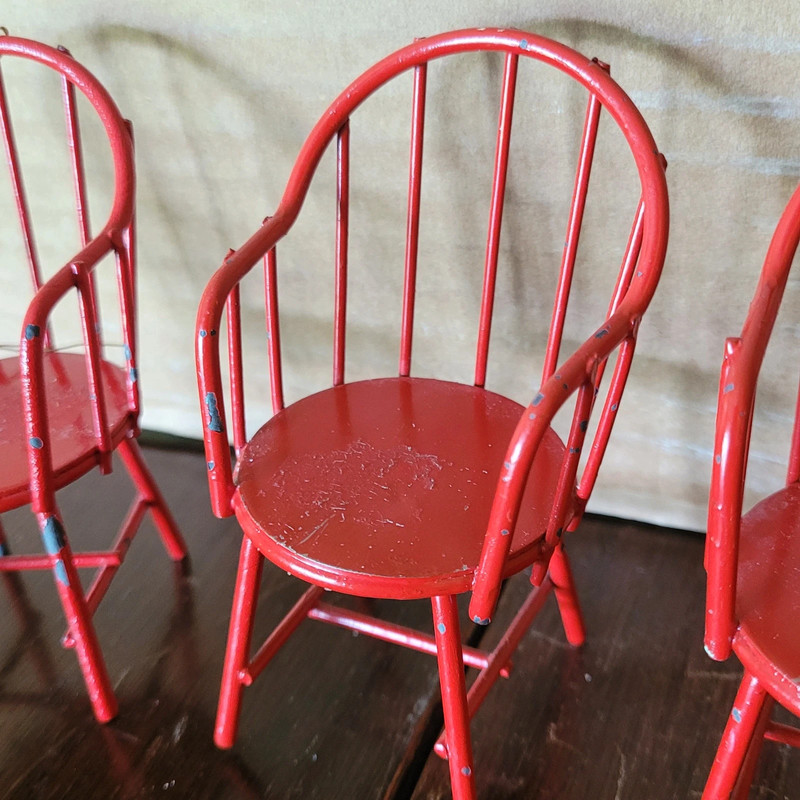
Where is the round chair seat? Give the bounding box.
[233,377,565,599]
[735,481,800,713]
[0,352,133,511]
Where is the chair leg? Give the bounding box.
[117,437,189,564]
[702,671,769,800]
[37,512,118,722]
[215,536,264,749]
[731,691,774,800]
[432,594,476,800]
[548,544,585,646]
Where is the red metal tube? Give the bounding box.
[334,120,350,386]
[0,61,43,293]
[474,53,517,388]
[307,602,502,672]
[264,246,285,414]
[245,584,325,684]
[542,85,604,382]
[73,263,112,473]
[59,48,91,246]
[432,595,476,799]
[226,282,246,456]
[435,577,553,758]
[399,63,427,377]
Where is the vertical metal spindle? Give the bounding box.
[576,335,636,506]
[333,120,350,386]
[74,263,112,473]
[264,246,285,414]
[115,242,139,418]
[0,60,45,293]
[545,379,594,548]
[542,65,608,382]
[59,52,105,367]
[59,48,90,246]
[787,382,800,484]
[608,198,644,316]
[588,198,644,396]
[474,53,518,388]
[399,62,427,377]
[227,282,246,455]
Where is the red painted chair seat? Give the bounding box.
[0,352,132,511]
[735,481,800,713]
[234,377,564,599]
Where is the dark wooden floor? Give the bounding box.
[0,445,798,799]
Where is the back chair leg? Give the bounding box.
[215,536,264,749]
[548,544,586,646]
[117,438,188,564]
[37,512,118,722]
[703,671,769,800]
[432,594,477,800]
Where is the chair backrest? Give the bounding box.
[705,182,800,660]
[196,28,669,617]
[0,37,137,509]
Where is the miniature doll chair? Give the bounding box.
[703,183,800,798]
[197,29,668,798]
[0,37,188,722]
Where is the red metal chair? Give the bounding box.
[197,29,668,798]
[703,183,800,798]
[0,37,188,722]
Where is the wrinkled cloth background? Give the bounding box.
[2,1,799,533]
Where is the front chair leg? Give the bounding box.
[215,535,264,749]
[702,671,769,800]
[432,594,476,800]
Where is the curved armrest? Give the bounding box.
[195,214,291,517]
[705,336,754,660]
[20,234,122,514]
[470,306,640,624]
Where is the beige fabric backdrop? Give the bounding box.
[2,1,799,532]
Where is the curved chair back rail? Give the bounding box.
[196,28,669,622]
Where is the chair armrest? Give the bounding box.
[20,234,122,513]
[469,307,640,624]
[195,214,290,518]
